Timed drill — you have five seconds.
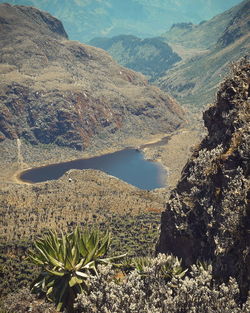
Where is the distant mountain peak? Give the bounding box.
[0,0,244,42]
[158,0,250,108]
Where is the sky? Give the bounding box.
[0,0,245,41]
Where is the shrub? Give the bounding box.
[75,254,250,313]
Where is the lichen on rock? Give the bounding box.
[157,57,250,300]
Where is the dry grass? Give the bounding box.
[0,169,165,242]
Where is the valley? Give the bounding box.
[0,8,200,297]
[0,0,242,41]
[89,0,249,110]
[0,1,249,311]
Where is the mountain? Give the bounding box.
[161,1,246,50]
[0,0,243,42]
[88,35,181,80]
[157,0,250,108]
[0,3,184,152]
[87,1,249,108]
[157,58,250,299]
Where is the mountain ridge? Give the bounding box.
[88,35,181,80]
[157,0,250,108]
[0,0,243,42]
[161,0,249,50]
[0,3,184,153]
[86,1,249,109]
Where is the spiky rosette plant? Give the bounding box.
[28,228,125,312]
[125,254,187,280]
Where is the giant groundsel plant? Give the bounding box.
[28,228,125,312]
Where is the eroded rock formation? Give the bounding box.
[157,57,250,299]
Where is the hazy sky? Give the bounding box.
[0,0,245,41]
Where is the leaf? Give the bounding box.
[46,286,53,296]
[28,254,45,266]
[78,234,89,257]
[84,238,99,265]
[33,242,50,263]
[86,229,98,252]
[101,253,127,264]
[75,258,85,271]
[56,301,63,312]
[46,238,60,261]
[31,272,47,290]
[69,275,83,287]
[47,254,64,268]
[71,246,78,267]
[75,271,91,279]
[46,268,65,277]
[96,231,111,257]
[82,260,95,269]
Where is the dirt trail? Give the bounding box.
[17,138,24,169]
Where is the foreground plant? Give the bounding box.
[128,254,187,280]
[75,259,250,313]
[28,228,125,312]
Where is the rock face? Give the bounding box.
[88,35,181,80]
[0,3,184,150]
[157,58,250,299]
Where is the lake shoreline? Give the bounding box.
[12,127,200,190]
[13,132,173,186]
[18,147,167,190]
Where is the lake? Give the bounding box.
[19,148,166,190]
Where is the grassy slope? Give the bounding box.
[161,1,242,50]
[157,0,250,109]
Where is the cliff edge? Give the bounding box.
[157,57,250,299]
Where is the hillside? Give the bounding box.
[161,0,247,50]
[0,59,248,313]
[89,35,181,80]
[157,58,250,299]
[86,1,249,108]
[0,0,242,42]
[0,3,184,162]
[157,0,250,109]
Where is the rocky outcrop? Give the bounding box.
[157,58,250,299]
[0,3,184,151]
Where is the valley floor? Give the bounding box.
[0,126,201,247]
[0,124,201,300]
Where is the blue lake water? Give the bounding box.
[19,149,166,190]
